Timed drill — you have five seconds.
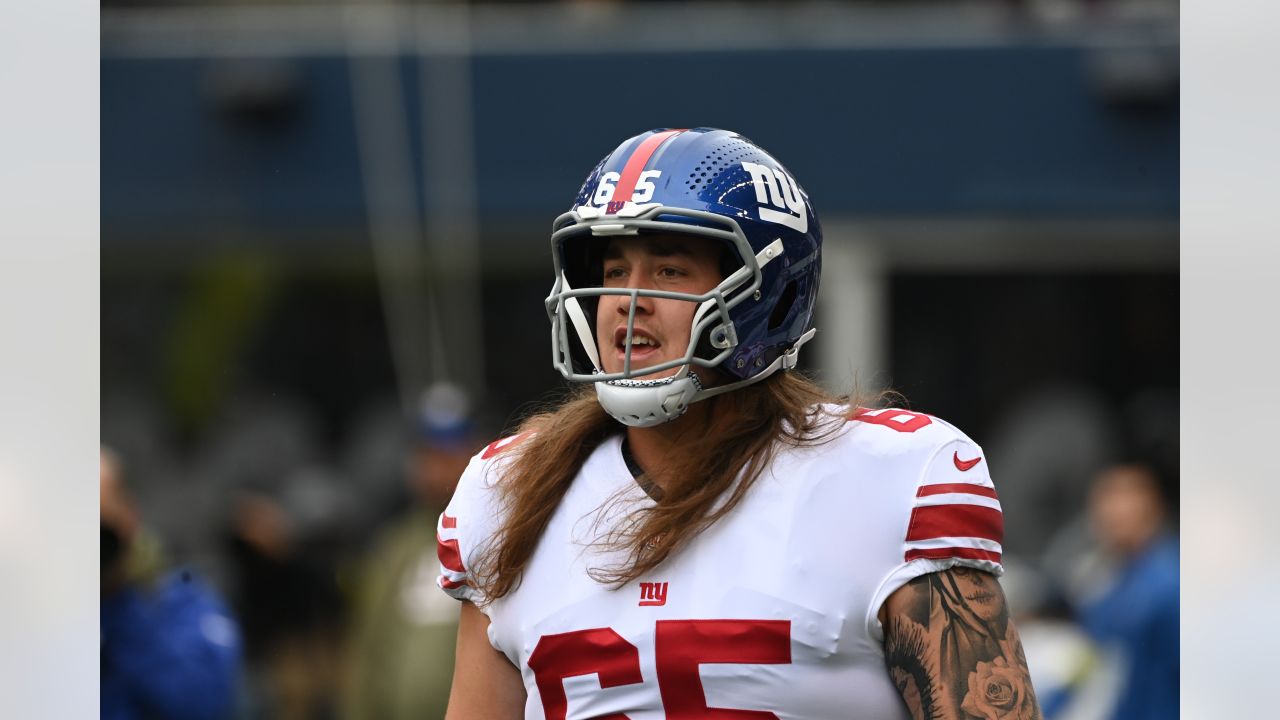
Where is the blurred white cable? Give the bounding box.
[343,4,485,414]
[416,4,485,398]
[343,5,438,417]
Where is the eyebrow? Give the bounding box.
[602,239,689,260]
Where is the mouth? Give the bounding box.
[612,327,662,365]
[964,591,995,605]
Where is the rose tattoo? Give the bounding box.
[960,656,1036,720]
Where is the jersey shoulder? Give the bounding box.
[840,405,978,453]
[812,405,986,477]
[435,430,536,604]
[822,405,1004,572]
[453,429,538,500]
[794,404,981,477]
[816,407,1006,637]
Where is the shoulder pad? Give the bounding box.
[843,407,975,453]
[479,431,535,460]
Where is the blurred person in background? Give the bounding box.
[101,446,243,720]
[227,462,354,720]
[344,383,479,720]
[999,559,1117,720]
[1074,462,1179,720]
[437,128,1041,719]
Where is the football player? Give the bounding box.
[437,128,1041,720]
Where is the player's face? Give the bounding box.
[595,234,723,380]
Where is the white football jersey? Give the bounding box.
[437,405,1004,720]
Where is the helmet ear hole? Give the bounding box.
[768,280,798,331]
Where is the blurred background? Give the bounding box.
[100,1,1178,718]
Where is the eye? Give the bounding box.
[658,266,686,280]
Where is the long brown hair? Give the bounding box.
[472,371,854,602]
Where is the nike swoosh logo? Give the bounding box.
[953,452,982,472]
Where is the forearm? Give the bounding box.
[882,568,1042,720]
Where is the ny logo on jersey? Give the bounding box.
[638,581,668,607]
[740,161,808,234]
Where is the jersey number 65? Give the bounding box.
[528,619,791,719]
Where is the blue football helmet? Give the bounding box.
[545,128,822,427]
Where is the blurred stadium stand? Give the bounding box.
[101,3,1177,717]
[103,0,1176,416]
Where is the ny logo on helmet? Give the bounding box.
[741,161,808,234]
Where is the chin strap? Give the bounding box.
[595,370,704,428]
[595,327,817,428]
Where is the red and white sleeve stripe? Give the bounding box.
[904,479,1004,571]
[436,512,470,596]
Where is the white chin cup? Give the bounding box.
[594,372,704,428]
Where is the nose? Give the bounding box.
[615,287,654,317]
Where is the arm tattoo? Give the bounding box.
[883,567,1041,720]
